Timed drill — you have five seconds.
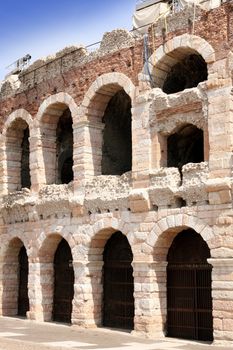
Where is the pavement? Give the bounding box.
[0,317,230,350]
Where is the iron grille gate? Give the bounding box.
[167,263,213,341]
[103,232,134,330]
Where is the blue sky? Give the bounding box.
[0,0,137,81]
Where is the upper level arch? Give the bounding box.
[3,109,33,192]
[81,72,136,121]
[144,34,215,93]
[36,93,77,185]
[36,92,78,123]
[80,73,135,175]
[2,109,33,136]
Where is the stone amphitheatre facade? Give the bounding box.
[0,0,233,345]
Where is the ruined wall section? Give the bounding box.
[0,4,232,123]
[0,30,143,125]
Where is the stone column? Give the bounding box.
[28,261,54,322]
[129,94,152,213]
[73,121,104,194]
[0,136,7,195]
[27,260,45,321]
[29,126,46,192]
[0,260,18,316]
[132,260,167,338]
[209,258,233,345]
[131,94,151,190]
[72,260,103,328]
[207,85,232,178]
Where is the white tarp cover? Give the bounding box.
[133,0,221,34]
[133,2,170,34]
[180,0,221,8]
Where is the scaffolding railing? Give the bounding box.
[6,54,31,76]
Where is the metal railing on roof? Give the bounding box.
[6,54,31,77]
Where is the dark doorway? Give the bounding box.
[53,239,74,323]
[56,109,73,184]
[163,54,207,94]
[103,231,134,330]
[21,127,31,189]
[167,124,204,170]
[102,90,132,175]
[167,229,213,341]
[17,246,29,317]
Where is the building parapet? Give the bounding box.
[0,30,138,100]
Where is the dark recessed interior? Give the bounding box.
[21,127,31,189]
[167,124,204,170]
[101,90,132,175]
[163,54,207,94]
[56,109,73,184]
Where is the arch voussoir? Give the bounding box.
[147,214,214,250]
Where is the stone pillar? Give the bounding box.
[151,131,167,168]
[207,85,232,178]
[131,94,151,190]
[132,260,167,338]
[28,261,54,322]
[0,136,7,195]
[27,260,44,321]
[73,121,104,194]
[209,258,233,345]
[72,261,103,327]
[0,260,18,316]
[129,94,152,213]
[29,126,46,192]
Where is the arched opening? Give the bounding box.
[53,238,74,323]
[2,239,29,317]
[6,119,31,192]
[162,54,207,94]
[101,90,132,175]
[167,229,213,341]
[21,127,31,189]
[167,124,204,170]
[103,231,134,330]
[41,104,73,185]
[56,109,73,184]
[17,246,29,317]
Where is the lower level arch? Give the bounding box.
[103,231,134,329]
[166,229,213,341]
[1,238,29,317]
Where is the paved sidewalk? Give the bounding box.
[0,317,229,350]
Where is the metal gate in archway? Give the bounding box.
[103,231,134,330]
[53,239,74,323]
[167,229,213,341]
[18,246,29,316]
